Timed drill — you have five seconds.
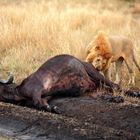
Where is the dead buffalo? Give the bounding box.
[0,54,138,113]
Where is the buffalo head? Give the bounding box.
[0,74,18,102]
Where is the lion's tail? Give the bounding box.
[133,55,140,72]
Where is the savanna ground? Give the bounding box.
[0,0,140,139]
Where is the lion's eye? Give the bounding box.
[95,46,100,50]
[96,59,100,61]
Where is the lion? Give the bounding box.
[85,31,140,85]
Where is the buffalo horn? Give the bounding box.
[0,74,14,84]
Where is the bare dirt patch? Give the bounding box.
[0,93,139,140]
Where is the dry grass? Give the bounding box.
[0,0,140,83]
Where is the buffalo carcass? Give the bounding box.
[0,54,138,113]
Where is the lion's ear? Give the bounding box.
[95,46,100,51]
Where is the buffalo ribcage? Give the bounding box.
[45,73,95,97]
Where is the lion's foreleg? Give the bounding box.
[115,60,123,84]
[103,58,112,80]
[103,69,111,80]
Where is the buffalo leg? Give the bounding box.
[32,93,51,112]
[42,96,61,114]
[33,94,61,113]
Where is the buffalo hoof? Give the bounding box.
[102,94,124,103]
[113,96,124,103]
[125,90,140,98]
[43,105,52,112]
[51,106,62,114]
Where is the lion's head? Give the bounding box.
[91,54,112,71]
[86,52,112,71]
[86,31,112,71]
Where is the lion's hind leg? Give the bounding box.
[124,58,135,85]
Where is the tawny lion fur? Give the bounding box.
[85,31,140,85]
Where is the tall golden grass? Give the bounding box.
[0,0,139,83]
